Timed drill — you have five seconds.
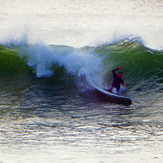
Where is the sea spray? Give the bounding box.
[20,43,56,77]
[20,42,104,88]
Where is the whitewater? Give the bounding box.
[0,0,163,163]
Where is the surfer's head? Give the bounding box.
[118,72,123,78]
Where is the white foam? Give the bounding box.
[18,40,104,88]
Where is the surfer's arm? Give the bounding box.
[112,67,121,76]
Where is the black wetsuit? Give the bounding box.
[111,68,124,91]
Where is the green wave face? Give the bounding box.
[0,45,33,92]
[0,45,31,77]
[94,39,163,91]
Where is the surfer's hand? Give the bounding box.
[118,66,122,69]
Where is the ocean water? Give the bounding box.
[0,0,163,163]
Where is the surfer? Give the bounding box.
[109,67,126,95]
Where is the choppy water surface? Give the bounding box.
[0,68,162,162]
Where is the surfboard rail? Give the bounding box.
[94,86,132,105]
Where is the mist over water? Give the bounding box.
[19,41,104,88]
[0,0,163,163]
[0,0,163,49]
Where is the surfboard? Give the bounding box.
[94,86,132,105]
